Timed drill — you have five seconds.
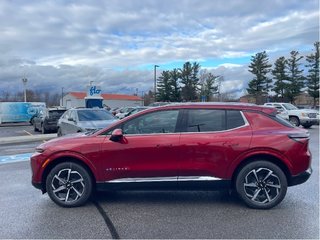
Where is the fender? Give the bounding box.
[45,150,101,181]
[226,147,293,178]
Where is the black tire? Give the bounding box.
[46,162,93,207]
[289,116,300,127]
[235,161,287,209]
[302,124,312,129]
[41,124,48,134]
[57,127,62,137]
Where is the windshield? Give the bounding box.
[77,109,116,121]
[283,103,298,110]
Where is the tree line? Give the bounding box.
[247,42,319,106]
[0,89,60,106]
[156,62,220,102]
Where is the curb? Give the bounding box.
[0,134,57,145]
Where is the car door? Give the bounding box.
[177,108,252,184]
[99,109,181,187]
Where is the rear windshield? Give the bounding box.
[77,110,115,121]
[48,110,66,117]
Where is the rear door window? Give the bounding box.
[185,109,226,132]
[184,109,246,132]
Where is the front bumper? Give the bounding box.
[289,167,312,186]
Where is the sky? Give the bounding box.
[0,0,319,99]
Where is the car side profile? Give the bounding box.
[31,103,312,209]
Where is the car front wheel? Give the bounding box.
[236,161,287,209]
[46,162,93,207]
[289,116,300,127]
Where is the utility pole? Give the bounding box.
[22,77,28,102]
[61,87,64,106]
[154,65,159,101]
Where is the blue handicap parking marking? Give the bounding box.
[0,153,32,164]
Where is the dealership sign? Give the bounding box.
[86,85,102,98]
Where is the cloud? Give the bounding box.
[0,0,318,99]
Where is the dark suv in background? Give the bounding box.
[33,107,66,134]
[31,103,312,209]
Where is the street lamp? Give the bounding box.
[154,65,159,101]
[215,76,223,102]
[22,77,28,102]
[61,87,64,106]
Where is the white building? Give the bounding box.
[61,92,143,109]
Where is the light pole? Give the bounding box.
[61,87,64,106]
[154,65,159,101]
[215,76,223,102]
[22,77,28,102]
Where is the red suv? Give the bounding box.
[31,103,312,209]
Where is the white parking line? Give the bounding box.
[23,130,33,136]
[0,153,32,164]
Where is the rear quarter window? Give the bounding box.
[226,110,246,129]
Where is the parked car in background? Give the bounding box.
[115,107,135,119]
[57,108,117,136]
[30,112,40,125]
[264,102,319,128]
[31,103,311,209]
[123,106,150,118]
[33,107,66,134]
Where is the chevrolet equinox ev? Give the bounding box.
[31,103,312,209]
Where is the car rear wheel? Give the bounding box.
[236,161,287,209]
[46,162,93,207]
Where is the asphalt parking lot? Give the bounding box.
[0,124,319,239]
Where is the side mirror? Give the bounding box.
[68,117,75,122]
[110,129,123,142]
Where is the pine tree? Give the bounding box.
[286,51,305,103]
[305,42,319,107]
[156,70,172,102]
[180,62,200,101]
[247,51,272,100]
[272,56,288,99]
[169,68,181,102]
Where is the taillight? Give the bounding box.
[288,132,310,143]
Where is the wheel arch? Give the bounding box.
[231,154,291,189]
[41,156,96,193]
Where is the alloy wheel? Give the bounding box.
[243,168,281,204]
[51,168,85,203]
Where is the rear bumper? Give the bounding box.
[289,167,312,186]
